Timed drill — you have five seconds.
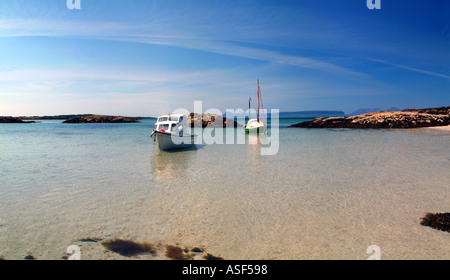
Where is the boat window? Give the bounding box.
[179,116,183,123]
[158,117,168,122]
[169,116,179,122]
[159,124,169,131]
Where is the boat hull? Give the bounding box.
[245,125,266,134]
[152,131,196,151]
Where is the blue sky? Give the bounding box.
[0,0,448,116]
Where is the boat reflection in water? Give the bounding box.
[150,148,196,182]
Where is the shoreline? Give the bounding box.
[422,125,450,132]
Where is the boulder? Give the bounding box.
[188,113,242,128]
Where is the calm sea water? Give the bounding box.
[0,119,449,260]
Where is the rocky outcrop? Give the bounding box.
[188,113,242,128]
[63,115,139,123]
[291,106,450,129]
[19,114,94,120]
[0,117,35,123]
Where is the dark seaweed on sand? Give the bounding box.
[79,237,103,243]
[191,247,204,253]
[203,253,224,260]
[101,238,223,260]
[165,244,193,260]
[420,212,450,232]
[24,255,36,260]
[102,239,157,257]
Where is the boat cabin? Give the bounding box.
[154,114,190,136]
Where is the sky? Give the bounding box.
[0,0,449,116]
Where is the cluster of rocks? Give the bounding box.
[188,113,242,128]
[291,106,450,129]
[0,117,35,123]
[63,115,139,123]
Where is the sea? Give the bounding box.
[0,119,449,260]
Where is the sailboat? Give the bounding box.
[245,79,266,134]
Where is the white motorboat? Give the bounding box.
[151,114,196,151]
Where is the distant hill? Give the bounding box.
[227,110,345,119]
[274,111,346,118]
[18,114,156,120]
[19,114,94,120]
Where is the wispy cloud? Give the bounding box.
[4,16,447,81]
[0,18,370,79]
[123,35,371,79]
[369,58,450,79]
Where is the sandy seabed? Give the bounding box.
[424,125,450,132]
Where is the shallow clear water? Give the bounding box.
[0,120,449,260]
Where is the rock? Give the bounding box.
[0,117,35,123]
[291,106,450,129]
[188,113,242,128]
[63,115,139,123]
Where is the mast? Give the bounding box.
[248,97,252,120]
[260,83,265,122]
[257,79,260,121]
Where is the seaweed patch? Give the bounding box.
[191,247,205,253]
[203,253,224,260]
[24,254,36,260]
[102,239,157,257]
[165,244,193,260]
[420,212,450,233]
[79,237,104,243]
[100,238,223,260]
